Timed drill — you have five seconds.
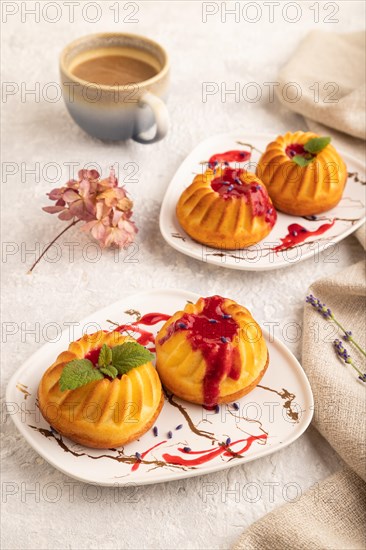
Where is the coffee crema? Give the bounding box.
[71,54,158,86]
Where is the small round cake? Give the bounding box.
[256,131,347,216]
[38,331,163,448]
[155,296,269,406]
[176,167,277,249]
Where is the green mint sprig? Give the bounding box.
[292,154,313,167]
[59,342,154,391]
[59,359,104,391]
[304,136,331,154]
[293,136,331,167]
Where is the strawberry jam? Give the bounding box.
[210,167,276,226]
[273,221,335,252]
[158,296,241,406]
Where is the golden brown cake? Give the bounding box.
[155,296,269,406]
[38,331,163,448]
[256,131,347,216]
[176,167,277,249]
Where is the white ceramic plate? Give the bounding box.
[7,289,313,486]
[160,132,365,270]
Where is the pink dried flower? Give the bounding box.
[42,167,137,248]
[29,167,138,273]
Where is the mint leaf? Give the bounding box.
[100,365,118,379]
[59,343,154,390]
[304,136,331,154]
[112,342,154,375]
[98,344,112,367]
[292,155,314,167]
[59,359,103,391]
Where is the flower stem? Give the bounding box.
[349,339,366,358]
[28,218,81,274]
[348,359,365,378]
[331,316,366,357]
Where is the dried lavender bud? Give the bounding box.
[306,294,332,319]
[334,339,351,363]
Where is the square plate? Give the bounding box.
[7,289,314,486]
[159,132,365,270]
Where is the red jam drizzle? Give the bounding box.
[208,150,251,167]
[115,312,171,352]
[285,143,314,162]
[159,296,242,406]
[131,440,167,472]
[273,221,335,252]
[135,313,171,326]
[131,434,267,471]
[162,434,267,466]
[84,347,102,365]
[84,312,170,362]
[285,143,305,158]
[210,167,277,226]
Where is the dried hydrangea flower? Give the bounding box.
[29,167,137,272]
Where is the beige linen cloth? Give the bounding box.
[276,30,366,158]
[234,31,366,550]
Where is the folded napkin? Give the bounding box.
[234,30,366,550]
[233,468,365,550]
[233,250,366,550]
[304,260,366,481]
[276,30,366,158]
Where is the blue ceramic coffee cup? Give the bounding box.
[60,33,170,143]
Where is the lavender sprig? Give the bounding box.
[333,340,366,383]
[306,295,366,357]
[306,294,332,319]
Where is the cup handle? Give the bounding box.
[133,91,169,144]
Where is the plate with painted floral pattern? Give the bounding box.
[7,289,313,486]
[159,132,365,271]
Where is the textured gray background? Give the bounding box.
[1,2,365,549]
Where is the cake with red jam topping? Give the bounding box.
[155,296,269,406]
[38,331,163,448]
[256,131,347,216]
[176,167,277,249]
